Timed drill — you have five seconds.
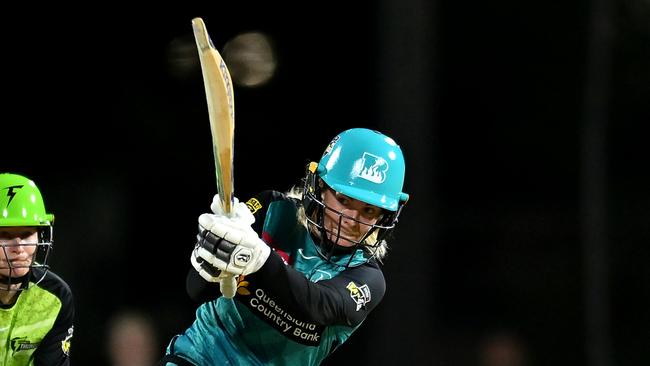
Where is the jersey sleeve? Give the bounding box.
[33,273,74,366]
[186,269,221,303]
[251,252,386,327]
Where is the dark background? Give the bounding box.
[3,2,648,365]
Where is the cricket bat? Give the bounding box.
[192,17,238,298]
[192,17,235,216]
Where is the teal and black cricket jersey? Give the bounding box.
[165,191,386,365]
[0,269,74,366]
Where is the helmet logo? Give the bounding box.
[4,185,24,206]
[323,135,339,156]
[355,153,388,184]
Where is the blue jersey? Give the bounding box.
[165,191,386,365]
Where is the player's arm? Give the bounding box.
[186,269,220,302]
[32,274,74,366]
[251,252,386,327]
[190,190,385,326]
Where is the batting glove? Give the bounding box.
[210,194,255,226]
[195,211,270,277]
[190,251,239,298]
[190,195,262,298]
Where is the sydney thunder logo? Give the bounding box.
[11,337,40,355]
[3,185,24,206]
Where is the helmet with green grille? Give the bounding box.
[0,173,54,288]
[302,128,409,265]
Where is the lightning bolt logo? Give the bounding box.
[4,185,24,206]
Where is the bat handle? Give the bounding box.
[220,194,233,217]
[220,274,238,298]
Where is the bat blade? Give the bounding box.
[192,17,235,215]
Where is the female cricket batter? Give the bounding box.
[159,128,409,365]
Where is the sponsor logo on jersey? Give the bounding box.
[236,275,251,296]
[346,281,371,311]
[244,286,324,346]
[10,337,40,355]
[245,198,263,214]
[61,325,73,355]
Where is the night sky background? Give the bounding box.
[3,2,649,365]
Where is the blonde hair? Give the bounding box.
[286,186,389,262]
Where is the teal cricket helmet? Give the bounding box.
[317,128,409,211]
[301,128,409,266]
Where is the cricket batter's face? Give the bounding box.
[321,188,382,247]
[0,227,38,279]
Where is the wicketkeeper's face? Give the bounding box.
[0,227,38,279]
[321,188,383,247]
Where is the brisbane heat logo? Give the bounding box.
[346,281,371,311]
[355,153,388,184]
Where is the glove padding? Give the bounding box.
[193,195,269,276]
[190,251,239,298]
[190,252,239,299]
[210,195,255,226]
[190,195,264,298]
[196,212,270,276]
